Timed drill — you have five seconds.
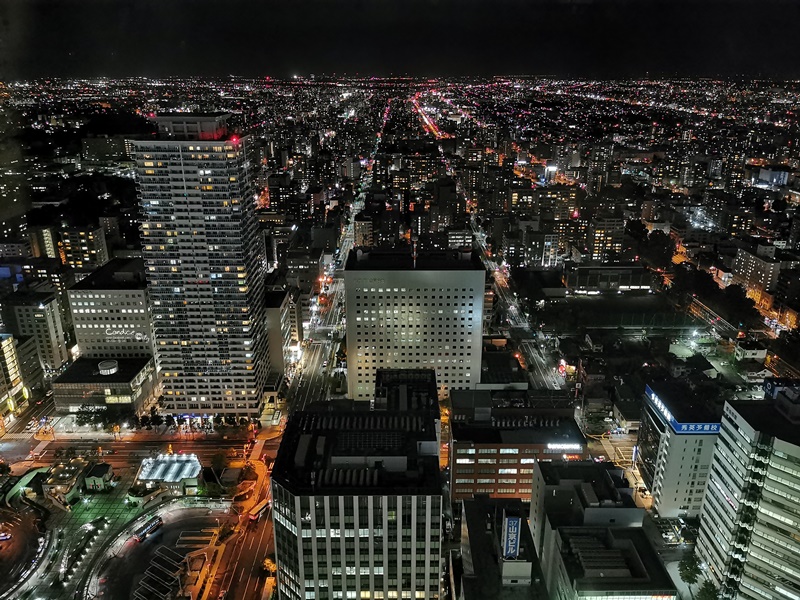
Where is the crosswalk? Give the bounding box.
[1,433,33,440]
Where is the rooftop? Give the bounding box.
[71,257,147,291]
[539,460,633,505]
[137,453,202,483]
[560,528,675,595]
[86,462,112,479]
[374,368,439,413]
[451,388,576,416]
[459,496,538,600]
[345,247,484,272]
[54,357,152,385]
[264,289,288,308]
[451,416,586,447]
[4,290,57,306]
[645,381,719,426]
[46,458,89,488]
[480,351,529,386]
[731,400,800,445]
[272,410,441,496]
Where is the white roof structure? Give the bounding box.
[137,454,202,483]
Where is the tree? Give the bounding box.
[640,230,676,270]
[75,404,99,427]
[625,219,648,243]
[165,415,176,429]
[211,452,228,475]
[150,406,164,427]
[679,552,702,594]
[696,580,719,600]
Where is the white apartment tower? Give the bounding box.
[344,248,484,400]
[697,394,800,600]
[132,114,269,419]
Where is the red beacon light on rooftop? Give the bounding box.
[230,135,240,144]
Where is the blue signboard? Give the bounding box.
[502,516,522,559]
[645,385,720,435]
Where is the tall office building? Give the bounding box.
[635,383,720,519]
[67,257,153,358]
[697,394,800,600]
[271,391,443,600]
[587,214,624,263]
[0,334,26,433]
[344,247,484,400]
[2,290,69,376]
[132,114,269,419]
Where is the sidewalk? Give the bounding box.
[665,560,696,600]
[41,417,252,443]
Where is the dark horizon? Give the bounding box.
[2,0,800,81]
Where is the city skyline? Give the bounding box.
[1,54,800,599]
[2,0,800,80]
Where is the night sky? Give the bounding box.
[1,0,799,80]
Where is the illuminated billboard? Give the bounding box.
[644,385,720,435]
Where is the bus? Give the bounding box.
[134,516,163,542]
[249,498,271,522]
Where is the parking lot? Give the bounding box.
[653,517,698,547]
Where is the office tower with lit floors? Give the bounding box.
[132,114,270,420]
[344,247,484,400]
[697,391,800,600]
[271,393,443,600]
[635,383,720,519]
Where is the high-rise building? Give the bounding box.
[132,114,269,419]
[344,247,484,400]
[58,225,109,271]
[15,335,43,394]
[28,225,59,259]
[271,391,443,600]
[0,334,26,433]
[354,213,375,248]
[264,290,291,380]
[67,257,153,359]
[537,185,580,221]
[635,383,720,518]
[697,395,800,600]
[733,246,783,293]
[587,214,624,263]
[2,290,69,376]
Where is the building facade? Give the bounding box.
[0,334,26,432]
[58,225,109,271]
[271,410,443,600]
[53,357,157,415]
[68,257,153,359]
[344,248,484,400]
[451,417,588,505]
[132,114,270,419]
[635,383,720,518]
[697,397,800,600]
[2,291,69,377]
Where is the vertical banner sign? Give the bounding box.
[502,515,521,559]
